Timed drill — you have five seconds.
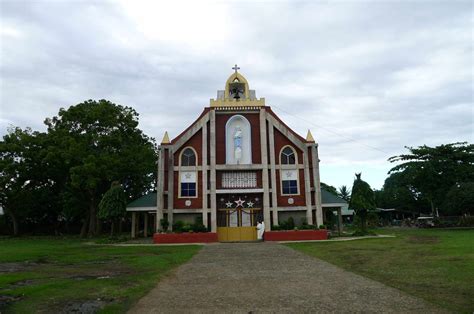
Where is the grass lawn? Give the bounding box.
[0,237,200,313]
[287,228,474,313]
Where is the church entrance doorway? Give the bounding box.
[216,195,263,242]
[216,207,263,242]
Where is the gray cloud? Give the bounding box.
[1,0,472,189]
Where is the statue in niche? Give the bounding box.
[234,126,242,163]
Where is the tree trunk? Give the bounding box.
[88,197,97,237]
[430,200,436,217]
[97,217,102,235]
[110,220,115,236]
[80,209,90,238]
[361,211,367,233]
[6,208,19,236]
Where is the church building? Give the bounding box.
[127,67,347,242]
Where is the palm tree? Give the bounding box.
[338,185,351,202]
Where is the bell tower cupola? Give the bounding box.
[210,64,265,108]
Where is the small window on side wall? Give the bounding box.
[282,180,298,195]
[181,182,196,197]
[281,146,296,164]
[181,148,196,166]
[281,169,298,195]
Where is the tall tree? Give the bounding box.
[0,128,60,235]
[337,185,351,202]
[374,172,430,214]
[44,99,157,237]
[349,173,376,233]
[389,142,474,216]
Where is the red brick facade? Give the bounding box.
[162,107,319,212]
[154,73,323,235]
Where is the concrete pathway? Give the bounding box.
[129,242,444,313]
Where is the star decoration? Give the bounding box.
[285,171,292,178]
[225,201,233,208]
[185,173,191,179]
[234,198,245,207]
[247,201,254,208]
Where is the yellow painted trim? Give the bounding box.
[210,98,265,107]
[225,72,250,99]
[161,131,170,144]
[217,227,257,242]
[210,70,265,107]
[306,129,315,142]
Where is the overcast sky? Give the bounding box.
[1,0,472,189]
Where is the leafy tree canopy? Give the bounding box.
[98,182,127,220]
[321,182,337,195]
[0,128,60,235]
[1,99,157,236]
[349,173,376,212]
[389,142,474,215]
[375,172,430,214]
[349,173,375,233]
[45,99,157,236]
[442,182,474,216]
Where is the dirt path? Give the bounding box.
[129,242,445,313]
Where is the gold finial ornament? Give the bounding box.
[306,130,315,142]
[161,131,170,144]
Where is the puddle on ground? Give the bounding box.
[59,298,114,314]
[9,279,36,287]
[0,262,39,273]
[407,235,440,244]
[0,295,22,310]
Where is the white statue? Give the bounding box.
[257,220,265,240]
[234,126,242,163]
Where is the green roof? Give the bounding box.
[321,189,347,204]
[127,189,347,208]
[127,192,156,208]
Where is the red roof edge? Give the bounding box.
[170,107,210,144]
[265,106,308,143]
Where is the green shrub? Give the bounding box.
[287,217,295,230]
[191,216,207,232]
[300,224,318,230]
[172,220,185,233]
[160,218,169,231]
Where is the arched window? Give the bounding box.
[281,146,296,165]
[280,146,298,195]
[179,147,197,197]
[181,148,196,166]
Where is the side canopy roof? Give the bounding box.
[126,192,157,211]
[321,189,347,205]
